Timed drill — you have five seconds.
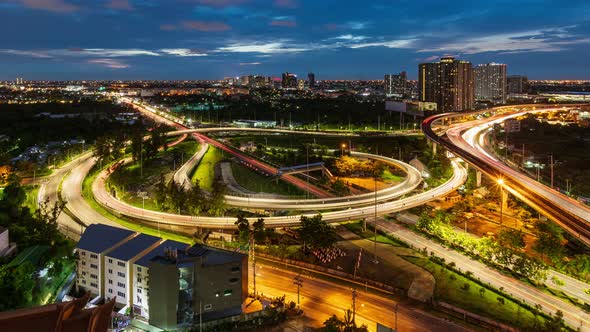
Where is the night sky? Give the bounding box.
[1,0,590,80]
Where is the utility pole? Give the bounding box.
[294,275,303,310]
[251,236,256,297]
[352,288,357,326]
[550,155,554,188]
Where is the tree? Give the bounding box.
[543,310,565,331]
[298,214,337,250]
[533,221,565,263]
[320,309,369,332]
[207,180,227,216]
[235,214,250,245]
[252,218,266,244]
[154,174,168,209]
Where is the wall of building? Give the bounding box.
[76,249,101,296]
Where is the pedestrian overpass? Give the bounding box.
[276,162,334,178]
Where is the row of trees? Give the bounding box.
[154,175,227,216]
[333,156,385,178]
[417,211,546,281]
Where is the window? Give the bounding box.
[117,262,126,267]
[137,288,142,294]
[229,278,239,284]
[117,282,125,288]
[117,272,125,278]
[81,261,86,266]
[90,264,98,269]
[117,291,125,298]
[108,289,113,294]
[90,254,98,259]
[224,290,233,296]
[81,252,86,256]
[230,266,240,273]
[90,274,98,280]
[82,280,86,285]
[137,267,142,272]
[108,279,113,285]
[137,277,142,283]
[90,283,98,288]
[82,271,86,276]
[204,304,212,311]
[108,258,113,264]
[108,269,112,274]
[137,296,142,303]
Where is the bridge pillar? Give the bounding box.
[476,171,482,187]
[501,188,508,211]
[432,142,437,155]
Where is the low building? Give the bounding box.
[76,224,135,298]
[385,100,438,117]
[0,227,17,257]
[148,245,248,330]
[504,118,521,133]
[132,240,190,318]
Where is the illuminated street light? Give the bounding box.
[341,143,346,156]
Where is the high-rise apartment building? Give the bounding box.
[384,71,407,97]
[419,57,474,112]
[507,75,528,94]
[281,72,298,89]
[474,63,507,104]
[308,72,316,88]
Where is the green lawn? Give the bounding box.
[230,162,305,197]
[406,256,547,330]
[107,141,198,211]
[192,146,225,191]
[382,169,404,183]
[342,220,408,247]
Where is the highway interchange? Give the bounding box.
[37,100,590,330]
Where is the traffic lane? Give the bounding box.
[254,264,471,332]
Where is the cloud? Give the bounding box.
[331,34,368,42]
[217,41,311,54]
[105,0,134,11]
[270,19,296,27]
[75,48,160,57]
[273,0,298,8]
[87,59,129,69]
[239,62,261,65]
[348,39,417,49]
[419,26,590,54]
[159,48,208,57]
[0,49,54,58]
[15,0,78,13]
[181,20,231,32]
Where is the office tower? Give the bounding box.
[474,63,507,104]
[384,71,407,96]
[419,56,474,112]
[507,75,528,94]
[247,75,266,88]
[298,79,305,90]
[308,72,316,88]
[281,72,298,89]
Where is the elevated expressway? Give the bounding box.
[423,104,590,246]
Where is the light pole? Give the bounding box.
[497,178,504,226]
[341,143,346,156]
[373,165,378,264]
[294,275,303,311]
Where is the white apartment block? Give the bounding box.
[103,234,161,308]
[76,224,135,298]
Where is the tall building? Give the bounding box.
[474,63,507,104]
[507,75,528,94]
[308,72,316,89]
[281,72,298,89]
[419,56,474,112]
[384,71,407,97]
[247,75,267,88]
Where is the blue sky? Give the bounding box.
[1,0,590,80]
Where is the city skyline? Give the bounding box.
[1,0,590,80]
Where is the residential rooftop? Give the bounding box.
[76,224,134,253]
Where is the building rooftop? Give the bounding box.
[107,233,161,262]
[76,224,134,254]
[135,240,189,268]
[149,244,246,267]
